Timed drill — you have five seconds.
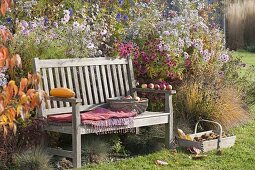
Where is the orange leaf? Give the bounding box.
[8,80,15,86]
[19,78,28,92]
[0,100,4,114]
[26,89,35,96]
[1,0,8,17]
[20,94,28,104]
[1,46,8,59]
[13,85,18,96]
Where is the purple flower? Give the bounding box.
[183,52,189,59]
[53,22,58,28]
[218,54,230,63]
[44,17,49,25]
[22,29,30,36]
[21,21,29,28]
[123,15,128,22]
[118,0,124,6]
[116,12,122,22]
[6,17,12,24]
[30,22,37,28]
[69,8,73,16]
[203,55,210,62]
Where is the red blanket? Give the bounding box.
[47,107,137,125]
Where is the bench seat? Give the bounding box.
[46,111,170,134]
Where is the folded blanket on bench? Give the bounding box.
[47,107,137,129]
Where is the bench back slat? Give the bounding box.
[33,57,134,117]
[48,68,58,108]
[106,65,115,98]
[84,66,93,104]
[78,66,87,105]
[54,68,64,107]
[100,65,110,100]
[60,67,69,107]
[122,64,130,96]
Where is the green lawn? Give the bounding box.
[233,50,255,65]
[78,51,255,170]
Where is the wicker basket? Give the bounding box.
[107,97,148,114]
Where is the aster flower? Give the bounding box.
[183,52,189,59]
[116,13,122,22]
[123,15,129,22]
[87,43,95,49]
[73,21,80,29]
[118,0,124,6]
[53,22,58,28]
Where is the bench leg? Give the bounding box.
[72,132,81,168]
[164,94,174,148]
[165,122,174,148]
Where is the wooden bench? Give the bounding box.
[33,57,176,168]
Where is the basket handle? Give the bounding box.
[194,119,223,150]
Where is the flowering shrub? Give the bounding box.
[115,0,229,82]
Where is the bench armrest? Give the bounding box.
[133,88,175,113]
[133,88,176,95]
[49,96,82,103]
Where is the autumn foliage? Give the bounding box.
[0,0,46,137]
[0,74,47,137]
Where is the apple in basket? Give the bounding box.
[166,84,172,90]
[154,84,160,90]
[160,84,166,90]
[148,83,154,89]
[141,84,147,88]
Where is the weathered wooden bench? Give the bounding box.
[33,57,176,168]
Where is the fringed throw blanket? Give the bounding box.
[47,107,137,133]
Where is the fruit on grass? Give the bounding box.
[141,84,147,88]
[148,83,154,89]
[160,84,166,90]
[166,84,172,90]
[154,84,160,89]
[50,87,75,98]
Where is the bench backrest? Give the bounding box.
[33,57,136,117]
